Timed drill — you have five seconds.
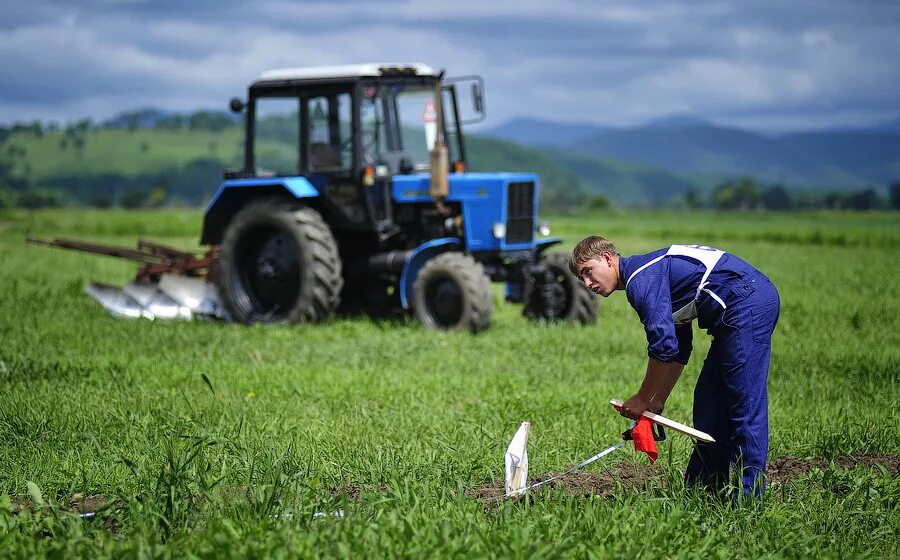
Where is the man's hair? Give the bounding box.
[568,236,618,275]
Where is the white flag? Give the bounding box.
[505,422,530,497]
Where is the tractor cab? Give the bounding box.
[224,64,482,235]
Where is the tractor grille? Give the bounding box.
[505,181,535,244]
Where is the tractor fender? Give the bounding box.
[201,177,320,245]
[399,238,461,309]
[534,237,563,256]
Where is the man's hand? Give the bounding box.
[620,394,649,420]
[620,394,664,420]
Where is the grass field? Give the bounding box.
[1,209,898,558]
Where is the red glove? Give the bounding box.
[629,417,658,464]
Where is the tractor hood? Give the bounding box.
[392,172,540,251]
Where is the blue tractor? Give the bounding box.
[201,63,597,332]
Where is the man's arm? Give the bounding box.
[620,358,685,420]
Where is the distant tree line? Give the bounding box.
[0,157,226,210]
[682,177,900,211]
[0,110,239,139]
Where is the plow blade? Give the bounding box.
[85,275,229,321]
[123,282,192,320]
[158,275,229,320]
[85,283,146,319]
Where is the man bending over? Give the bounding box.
[570,236,780,496]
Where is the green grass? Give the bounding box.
[1,209,899,558]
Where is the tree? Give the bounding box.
[188,111,235,132]
[18,189,60,209]
[120,189,149,209]
[89,192,113,208]
[145,186,167,208]
[889,181,900,210]
[843,188,881,210]
[762,185,792,210]
[683,188,703,209]
[713,176,762,210]
[823,192,843,209]
[587,194,611,210]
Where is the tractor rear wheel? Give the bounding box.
[217,201,342,324]
[523,252,598,324]
[412,252,493,332]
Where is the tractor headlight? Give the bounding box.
[537,221,551,237]
[492,222,506,239]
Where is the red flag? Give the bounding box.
[630,417,658,464]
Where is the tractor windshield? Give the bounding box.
[360,83,461,174]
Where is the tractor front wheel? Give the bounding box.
[523,252,599,324]
[217,201,342,324]
[412,252,493,332]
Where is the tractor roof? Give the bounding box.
[257,63,436,83]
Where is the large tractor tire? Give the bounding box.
[523,252,599,324]
[412,252,493,333]
[217,201,342,324]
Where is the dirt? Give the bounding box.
[766,454,900,483]
[68,493,115,514]
[466,453,900,502]
[8,455,898,516]
[329,484,390,500]
[465,462,665,502]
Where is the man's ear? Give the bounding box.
[602,251,614,266]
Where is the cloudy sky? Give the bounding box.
[2,0,898,131]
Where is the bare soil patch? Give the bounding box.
[766,453,899,483]
[466,454,900,501]
[465,462,664,502]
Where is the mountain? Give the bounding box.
[859,117,900,134]
[574,123,862,186]
[480,117,607,148]
[483,116,900,189]
[0,119,702,209]
[467,135,707,207]
[776,131,900,186]
[545,149,708,206]
[642,114,712,129]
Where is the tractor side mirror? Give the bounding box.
[229,98,245,113]
[471,83,484,114]
[445,75,485,124]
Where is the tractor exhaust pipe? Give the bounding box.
[367,250,413,273]
[429,71,450,214]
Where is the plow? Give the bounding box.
[27,237,229,320]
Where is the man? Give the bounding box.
[569,236,780,496]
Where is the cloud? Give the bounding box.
[0,0,897,130]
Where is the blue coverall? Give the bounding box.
[619,246,780,496]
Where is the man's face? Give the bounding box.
[576,254,618,297]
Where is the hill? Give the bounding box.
[0,123,704,209]
[484,117,900,189]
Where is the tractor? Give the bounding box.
[33,63,599,332]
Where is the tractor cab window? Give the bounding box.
[253,97,301,176]
[306,93,352,172]
[360,83,461,175]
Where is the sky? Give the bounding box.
[1,0,899,132]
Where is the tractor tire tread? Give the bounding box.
[413,252,493,333]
